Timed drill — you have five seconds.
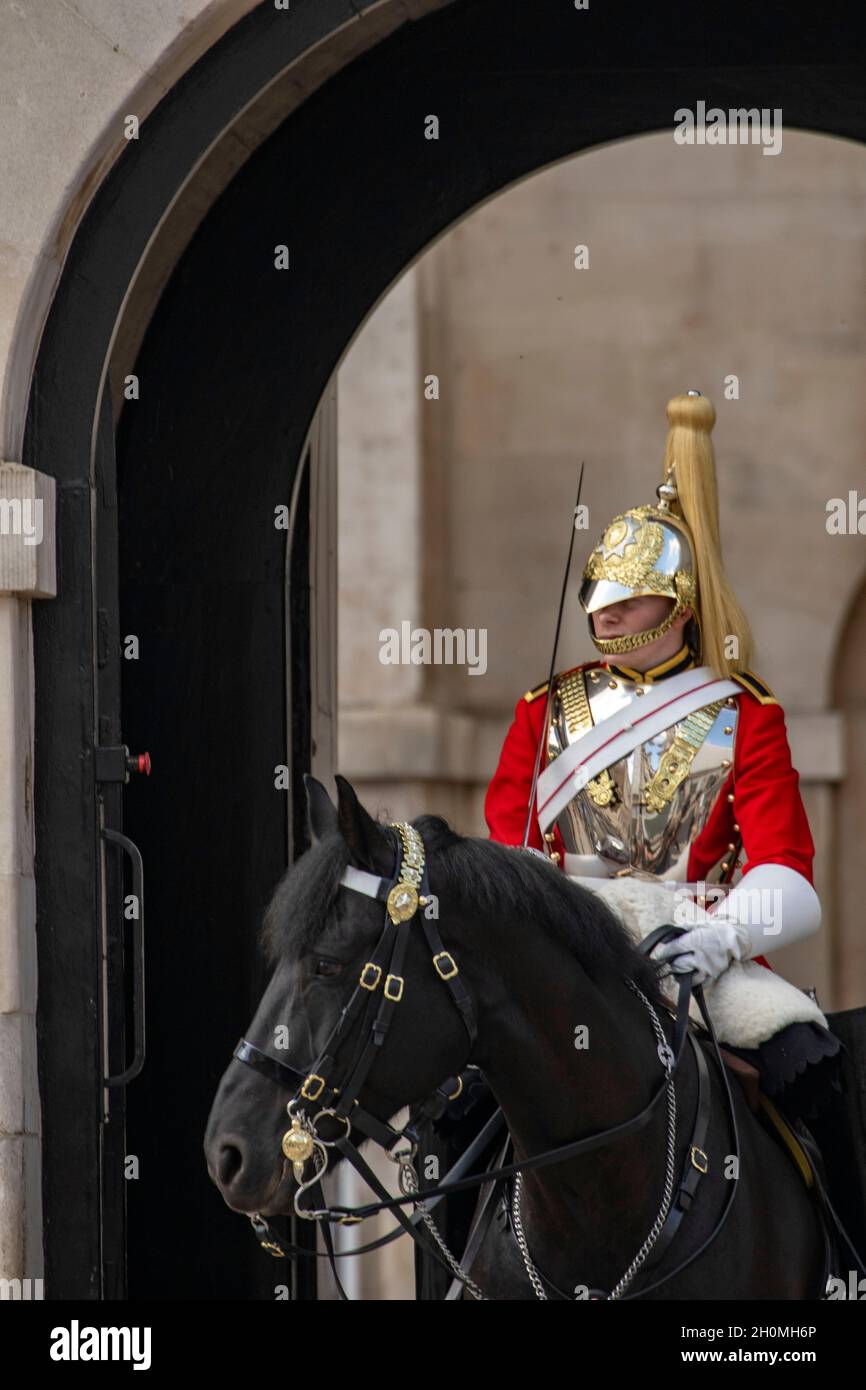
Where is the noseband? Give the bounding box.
[231,825,836,1300]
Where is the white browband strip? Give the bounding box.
[340,864,385,900]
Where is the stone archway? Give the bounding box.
[16,0,866,1298]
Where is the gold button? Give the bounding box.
[721,862,729,872]
[727,793,735,803]
[733,822,740,832]
[543,831,555,843]
[725,697,736,707]
[589,671,599,681]
[721,758,731,768]
[549,851,561,864]
[608,679,618,689]
[727,842,736,852]
[635,687,645,696]
[724,726,733,735]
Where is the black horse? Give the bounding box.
[205,775,831,1299]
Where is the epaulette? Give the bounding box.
[731,670,778,706]
[523,661,603,703]
[523,679,549,703]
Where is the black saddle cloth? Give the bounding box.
[727,1009,866,1269]
[724,1019,844,1123]
[809,1007,866,1266]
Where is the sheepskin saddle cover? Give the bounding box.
[569,874,827,1050]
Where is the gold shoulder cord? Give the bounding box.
[643,699,726,814]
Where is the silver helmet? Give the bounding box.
[579,493,698,657]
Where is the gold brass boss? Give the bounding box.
[282,1115,315,1182]
[386,821,425,924]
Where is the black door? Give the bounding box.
[112,345,321,1297]
[56,364,323,1301]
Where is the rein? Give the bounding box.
[231,825,822,1299]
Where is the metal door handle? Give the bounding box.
[101,827,146,1085]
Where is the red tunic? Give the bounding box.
[484,662,816,972]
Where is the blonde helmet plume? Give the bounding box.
[661,391,754,679]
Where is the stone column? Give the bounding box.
[0,462,55,1290]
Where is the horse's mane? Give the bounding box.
[411,816,668,1008]
[261,812,668,1010]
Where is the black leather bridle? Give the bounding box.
[232,824,838,1299]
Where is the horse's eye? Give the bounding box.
[315,958,343,978]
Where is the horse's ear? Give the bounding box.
[334,774,394,876]
[304,774,340,844]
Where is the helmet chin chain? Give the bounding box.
[589,584,694,658]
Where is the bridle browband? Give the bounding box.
[232,824,836,1300]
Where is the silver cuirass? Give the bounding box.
[546,665,741,883]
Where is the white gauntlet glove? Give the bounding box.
[652,916,751,986]
[651,862,821,986]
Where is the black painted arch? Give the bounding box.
[25,0,866,1298]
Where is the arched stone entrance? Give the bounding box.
[15,0,866,1297]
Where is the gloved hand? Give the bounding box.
[651,914,752,987]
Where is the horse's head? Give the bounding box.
[204,775,475,1216]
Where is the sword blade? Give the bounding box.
[521,461,586,848]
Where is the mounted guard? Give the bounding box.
[485,390,843,1123]
[205,394,866,1299]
